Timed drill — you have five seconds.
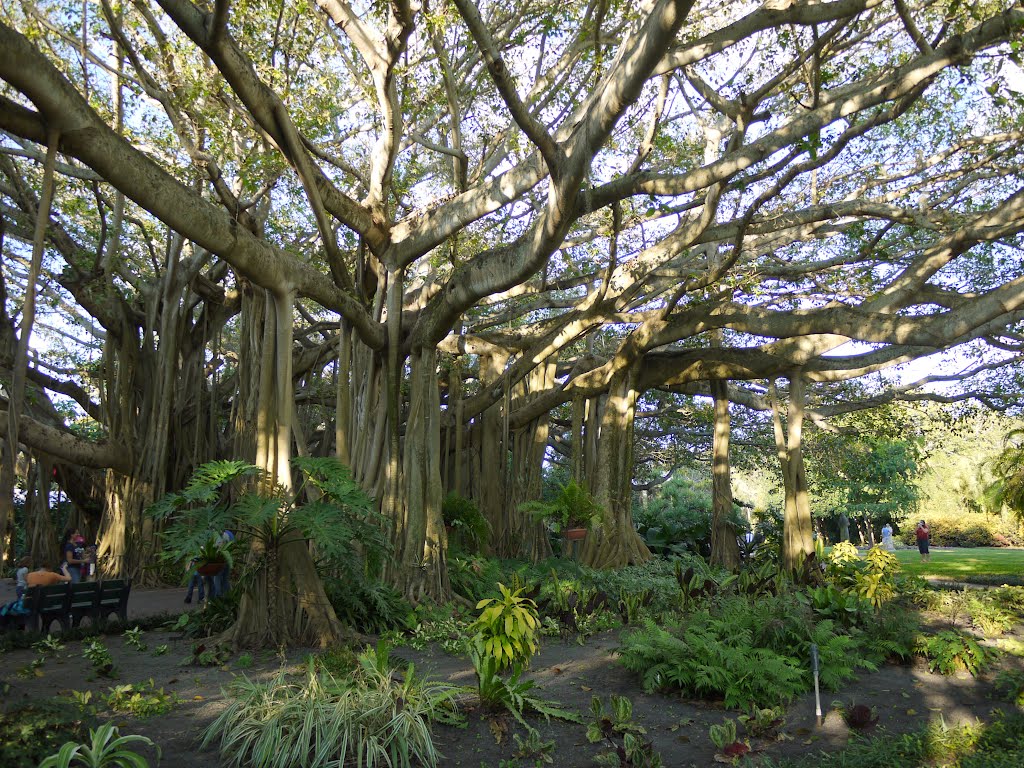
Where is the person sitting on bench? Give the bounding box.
[26,565,72,587]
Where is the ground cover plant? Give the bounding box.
[203,642,462,768]
[0,700,99,768]
[760,711,1024,768]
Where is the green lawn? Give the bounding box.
[892,547,1024,584]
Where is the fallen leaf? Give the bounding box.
[581,685,592,692]
[551,667,562,674]
[193,695,205,701]
[488,718,508,745]
[906,709,917,715]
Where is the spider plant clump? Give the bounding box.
[203,642,462,768]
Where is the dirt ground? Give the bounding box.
[2,596,1022,768]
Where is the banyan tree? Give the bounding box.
[2,0,1024,643]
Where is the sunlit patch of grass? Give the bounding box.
[892,549,1024,585]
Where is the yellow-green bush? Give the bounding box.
[898,514,1019,547]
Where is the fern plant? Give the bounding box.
[520,479,603,534]
[617,619,806,710]
[914,630,997,676]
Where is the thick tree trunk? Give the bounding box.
[226,288,344,648]
[2,128,57,570]
[770,375,814,573]
[582,369,650,568]
[386,346,449,601]
[710,379,740,570]
[502,358,555,560]
[24,454,58,568]
[477,350,508,550]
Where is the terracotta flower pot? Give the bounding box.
[197,562,225,576]
[565,527,587,541]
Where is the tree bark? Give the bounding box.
[710,379,740,570]
[583,368,651,568]
[771,375,814,573]
[226,287,344,648]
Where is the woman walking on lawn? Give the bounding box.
[916,520,930,562]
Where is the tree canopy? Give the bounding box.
[2,0,1024,638]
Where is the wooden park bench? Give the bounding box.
[1,579,131,634]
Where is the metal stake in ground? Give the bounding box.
[811,642,822,723]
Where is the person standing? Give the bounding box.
[214,529,235,597]
[915,520,930,562]
[184,557,205,604]
[61,529,89,583]
[880,523,896,551]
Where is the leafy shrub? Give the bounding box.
[205,643,461,768]
[801,584,873,628]
[0,701,97,768]
[324,576,408,634]
[103,679,178,718]
[825,545,901,609]
[915,630,997,675]
[897,514,1001,547]
[634,474,746,557]
[442,493,490,552]
[469,582,540,668]
[39,723,158,768]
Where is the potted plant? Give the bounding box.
[195,537,232,576]
[520,479,602,541]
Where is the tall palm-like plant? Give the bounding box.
[984,429,1024,520]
